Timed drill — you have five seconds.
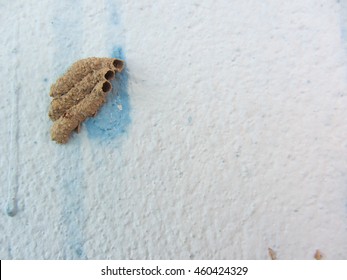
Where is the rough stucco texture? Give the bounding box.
[1,0,347,259]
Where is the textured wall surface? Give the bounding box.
[1,0,347,259]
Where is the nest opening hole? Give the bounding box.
[102,81,111,92]
[113,59,124,70]
[104,70,115,80]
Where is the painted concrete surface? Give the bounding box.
[0,0,347,259]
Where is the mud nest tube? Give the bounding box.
[48,57,124,144]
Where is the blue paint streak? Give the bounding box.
[60,160,88,260]
[51,0,87,260]
[340,1,347,52]
[106,0,120,25]
[50,1,83,69]
[86,46,131,141]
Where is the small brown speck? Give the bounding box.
[268,248,277,260]
[314,249,323,260]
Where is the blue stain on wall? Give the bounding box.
[50,0,83,72]
[106,0,120,25]
[61,163,88,260]
[51,0,88,260]
[85,46,131,141]
[340,1,347,53]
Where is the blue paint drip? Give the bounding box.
[50,1,83,68]
[51,0,88,260]
[86,46,131,141]
[340,1,347,50]
[61,160,88,260]
[106,0,120,25]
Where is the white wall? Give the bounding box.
[1,0,347,259]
